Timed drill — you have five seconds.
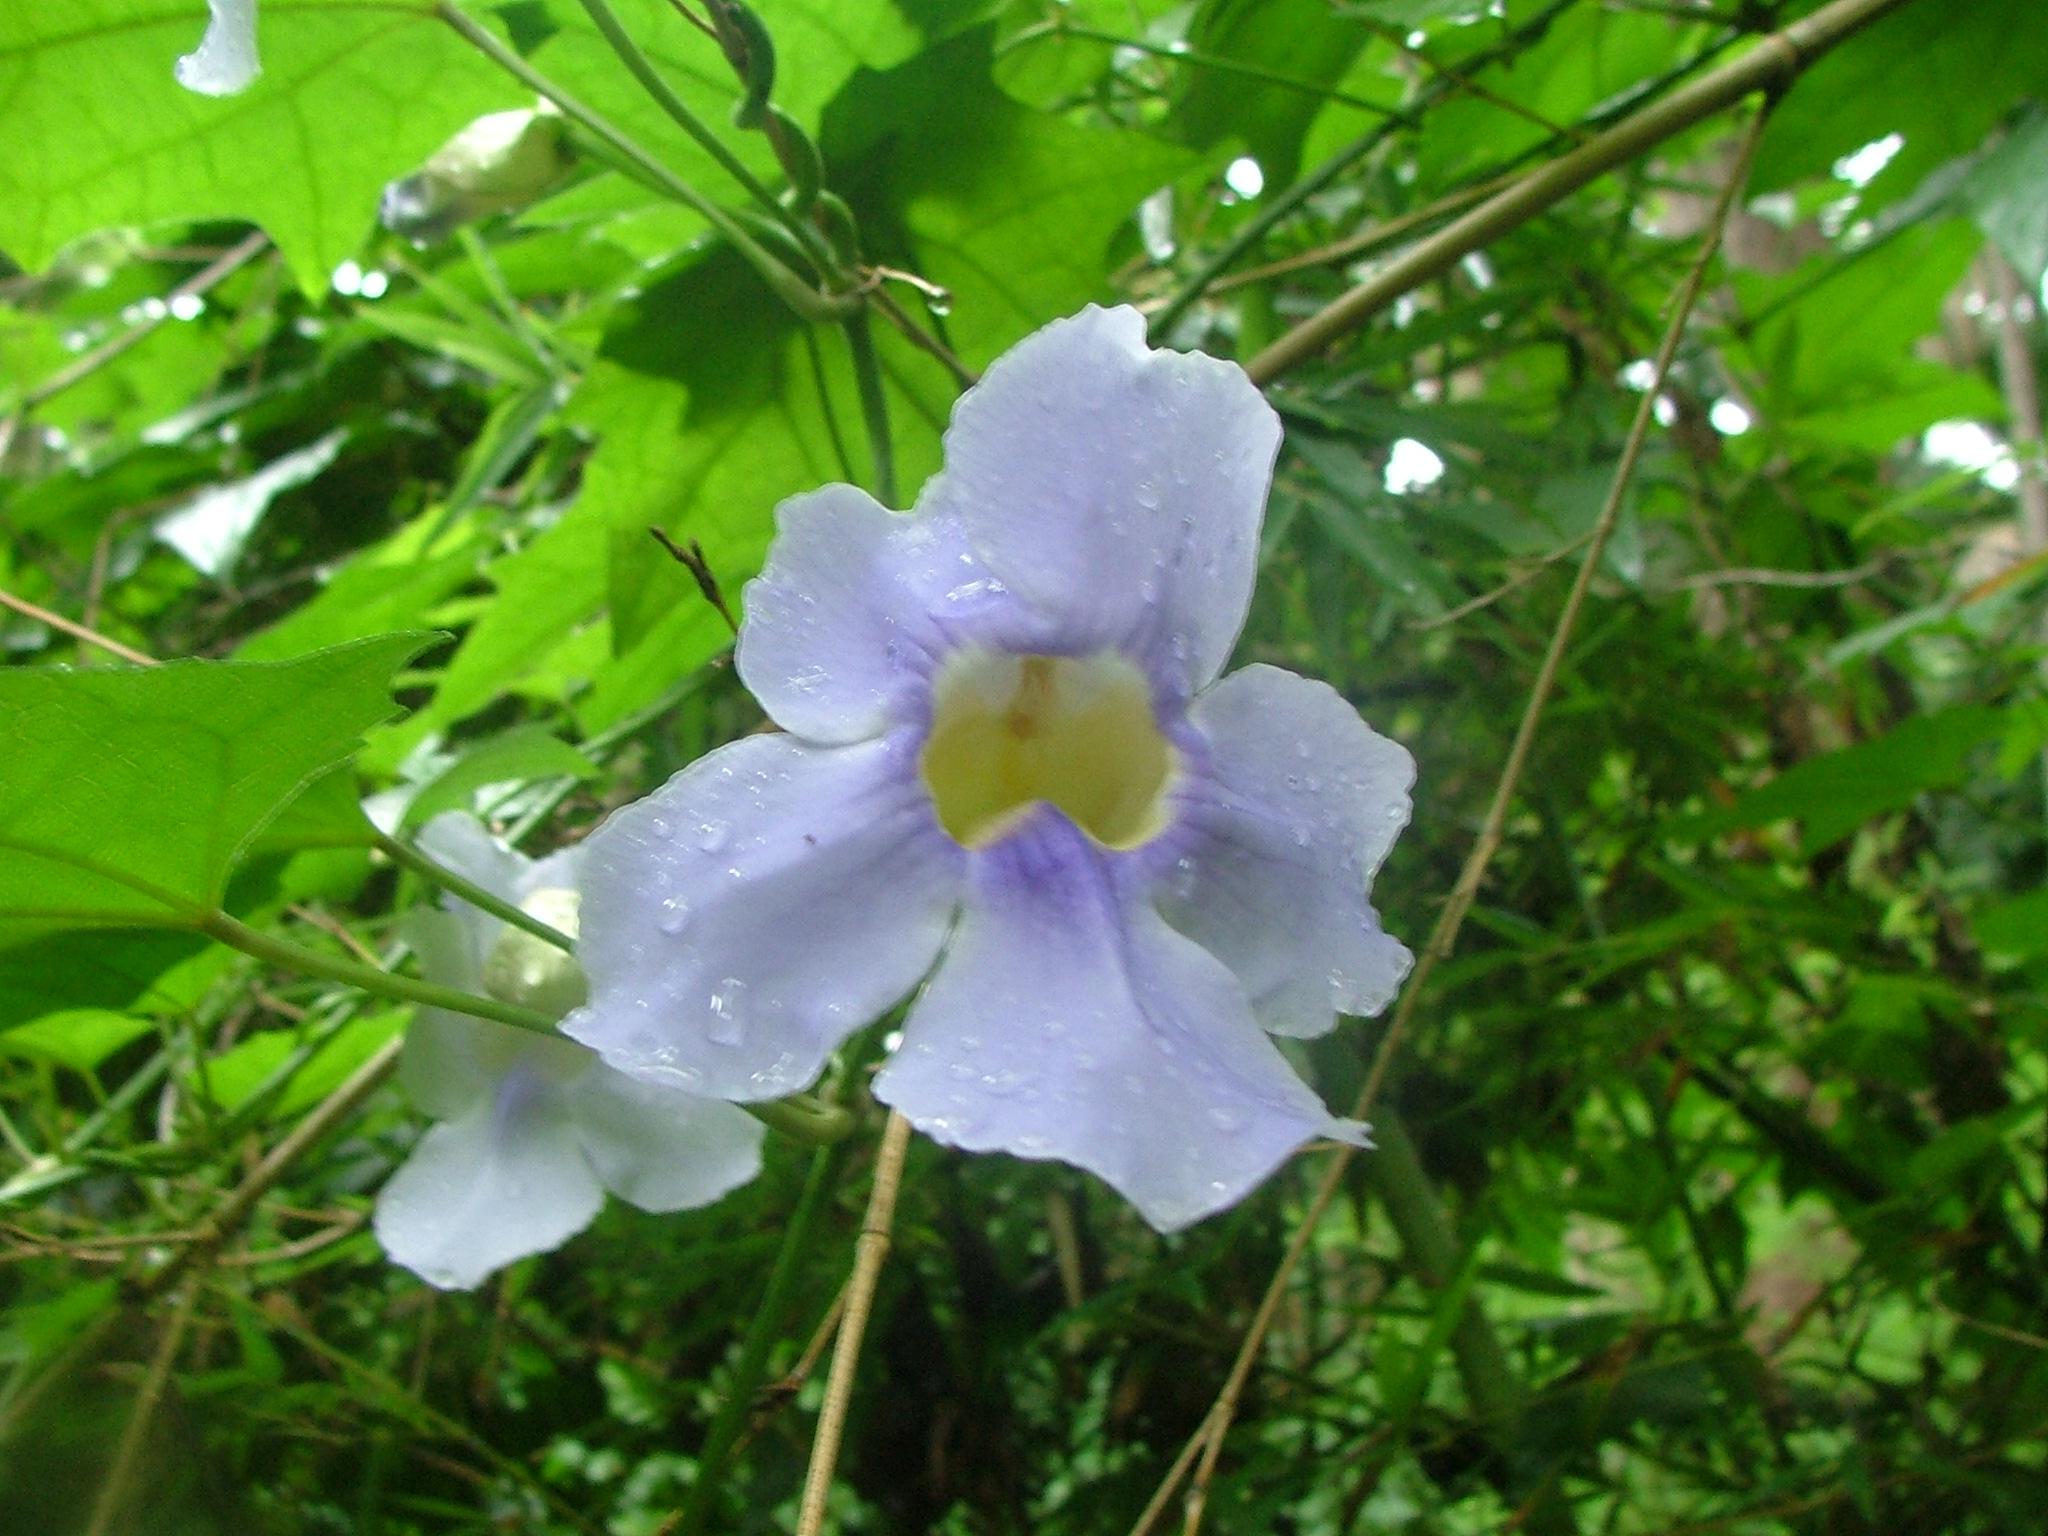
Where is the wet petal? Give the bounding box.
[923,305,1279,694]
[373,1067,602,1290]
[414,812,529,967]
[176,0,260,96]
[567,1067,765,1212]
[874,813,1355,1231]
[1163,665,1414,1037]
[736,484,985,743]
[568,732,963,1100]
[398,978,590,1122]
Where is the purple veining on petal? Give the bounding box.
[917,305,1279,699]
[567,731,965,1101]
[875,809,1357,1231]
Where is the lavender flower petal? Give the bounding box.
[567,1066,766,1212]
[568,733,964,1100]
[874,812,1360,1232]
[1160,665,1414,1037]
[373,1068,603,1291]
[736,484,985,743]
[921,305,1279,695]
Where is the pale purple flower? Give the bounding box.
[374,814,764,1290]
[566,306,1413,1231]
[176,0,260,96]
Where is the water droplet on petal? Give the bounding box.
[657,896,691,935]
[707,978,747,1046]
[697,819,728,852]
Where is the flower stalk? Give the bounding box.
[433,1,854,321]
[375,829,577,952]
[197,910,561,1035]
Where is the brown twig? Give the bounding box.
[795,1111,913,1536]
[15,234,271,414]
[1244,0,1915,384]
[0,585,157,666]
[1151,103,1774,1536]
[650,527,740,635]
[82,1277,203,1536]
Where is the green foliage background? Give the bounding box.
[2,0,2045,1532]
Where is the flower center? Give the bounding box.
[919,650,1176,850]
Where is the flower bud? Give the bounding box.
[480,888,586,1019]
[380,105,572,244]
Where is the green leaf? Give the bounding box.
[1696,705,2008,854]
[1737,221,2000,451]
[1171,0,1372,186]
[400,722,597,827]
[1961,109,2048,286]
[204,1009,403,1120]
[0,634,427,934]
[0,0,510,291]
[1974,890,2048,962]
[0,1007,156,1071]
[0,930,220,1030]
[1753,0,2048,215]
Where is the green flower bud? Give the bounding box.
[480,888,586,1019]
[380,105,573,244]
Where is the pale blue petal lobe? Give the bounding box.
[1163,665,1414,1038]
[922,305,1279,693]
[567,732,963,1100]
[874,813,1353,1231]
[736,484,984,743]
[374,1068,602,1290]
[568,1067,766,1212]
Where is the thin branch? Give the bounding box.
[374,830,577,952]
[675,1142,848,1536]
[1245,0,1916,383]
[0,586,158,666]
[15,233,269,414]
[867,283,978,389]
[433,1,852,322]
[844,308,897,506]
[1154,105,1774,1536]
[795,1110,913,1536]
[82,1276,202,1536]
[1146,0,1581,338]
[1663,558,1889,590]
[1985,247,2048,553]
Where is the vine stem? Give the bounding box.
[674,1141,849,1536]
[1149,103,1776,1536]
[1243,0,1917,384]
[81,1275,202,1536]
[844,308,897,506]
[0,584,156,666]
[571,0,786,219]
[432,1,852,322]
[198,911,559,1036]
[373,829,576,952]
[795,1110,913,1535]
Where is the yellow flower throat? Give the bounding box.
[919,651,1176,850]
